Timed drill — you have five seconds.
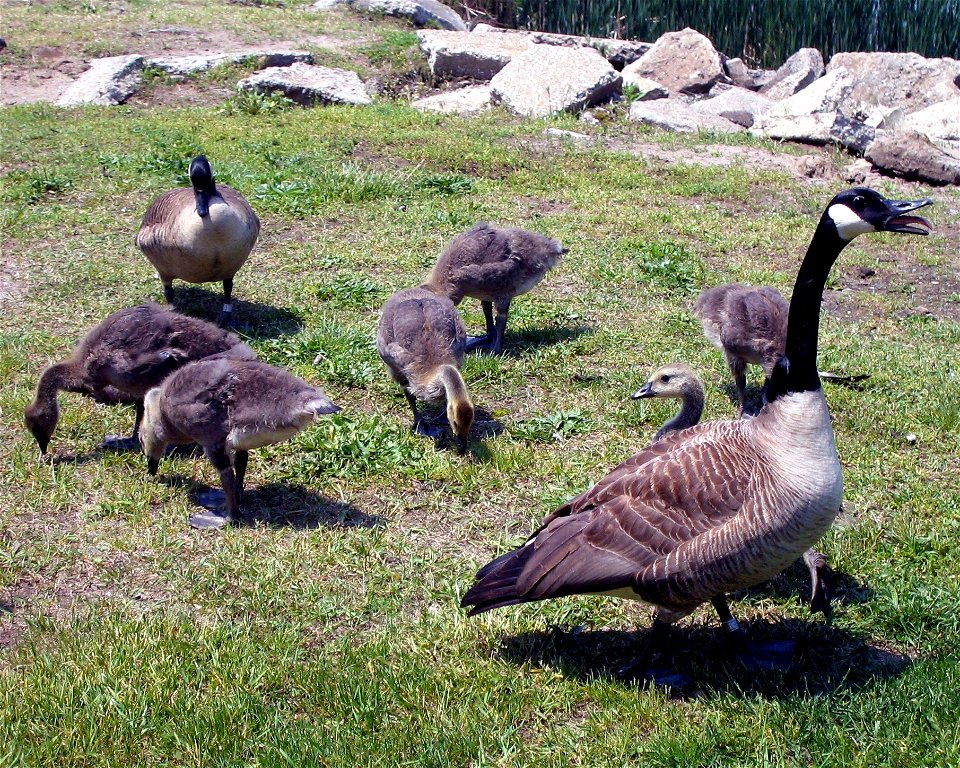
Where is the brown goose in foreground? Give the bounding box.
[462,188,933,676]
[136,155,260,326]
[377,286,474,454]
[24,304,256,455]
[632,362,835,618]
[140,358,339,529]
[423,222,566,355]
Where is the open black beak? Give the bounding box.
[882,197,934,235]
[147,457,159,476]
[631,382,654,400]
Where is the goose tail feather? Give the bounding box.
[461,544,535,616]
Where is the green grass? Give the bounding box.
[2,4,960,766]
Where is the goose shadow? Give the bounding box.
[167,286,304,340]
[407,404,505,455]
[475,323,594,359]
[51,439,203,467]
[498,618,911,699]
[159,475,384,529]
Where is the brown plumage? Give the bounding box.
[24,303,256,455]
[377,286,474,453]
[423,222,566,355]
[140,358,339,529]
[462,188,933,674]
[693,283,788,413]
[136,155,259,326]
[633,361,834,616]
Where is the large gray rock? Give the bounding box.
[357,0,465,30]
[148,50,313,79]
[471,24,650,69]
[752,67,854,141]
[411,84,490,115]
[417,29,530,80]
[622,27,727,95]
[693,85,774,128]
[827,52,960,114]
[56,55,144,106]
[902,96,960,142]
[629,99,744,134]
[866,129,960,185]
[238,63,371,106]
[761,48,824,101]
[490,44,621,118]
[620,73,668,101]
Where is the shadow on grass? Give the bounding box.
[469,323,594,359]
[408,404,505,456]
[498,617,910,699]
[160,475,384,529]
[167,285,304,340]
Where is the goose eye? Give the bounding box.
[852,195,865,210]
[660,374,670,383]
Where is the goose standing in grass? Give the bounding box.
[633,362,835,617]
[377,286,474,454]
[24,304,256,456]
[423,222,566,355]
[136,155,260,327]
[140,358,339,529]
[462,188,932,677]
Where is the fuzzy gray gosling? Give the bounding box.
[140,358,339,529]
[377,287,475,453]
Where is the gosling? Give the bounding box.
[376,286,474,453]
[140,358,339,529]
[423,222,566,355]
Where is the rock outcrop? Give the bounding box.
[148,50,313,79]
[56,54,144,106]
[490,44,621,118]
[827,52,960,114]
[622,28,727,95]
[865,130,960,185]
[238,63,371,106]
[760,48,824,100]
[417,29,531,80]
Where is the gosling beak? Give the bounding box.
[631,382,655,400]
[147,457,159,476]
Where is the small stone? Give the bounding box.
[905,433,918,444]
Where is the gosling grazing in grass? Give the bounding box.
[140,358,339,529]
[633,361,835,617]
[136,155,260,326]
[377,286,474,454]
[423,222,566,355]
[24,304,256,455]
[462,188,932,677]
[693,283,789,413]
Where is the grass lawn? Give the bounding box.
[2,3,960,766]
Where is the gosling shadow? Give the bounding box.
[412,404,505,456]
[170,286,304,340]
[498,618,911,699]
[478,323,593,359]
[160,475,384,529]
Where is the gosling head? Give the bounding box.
[826,187,933,243]
[24,398,57,456]
[188,155,216,218]
[447,397,475,455]
[632,363,702,402]
[139,388,167,476]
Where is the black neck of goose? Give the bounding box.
[766,217,848,402]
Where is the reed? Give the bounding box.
[460,0,960,67]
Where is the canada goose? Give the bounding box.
[136,155,260,326]
[633,362,834,617]
[462,188,932,676]
[140,358,340,529]
[24,303,256,455]
[377,286,474,454]
[423,222,566,355]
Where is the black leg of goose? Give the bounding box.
[102,399,144,452]
[803,549,835,621]
[490,297,512,356]
[406,391,443,439]
[234,450,248,508]
[711,595,796,671]
[163,282,175,306]
[217,278,234,327]
[726,354,748,414]
[465,301,495,353]
[617,617,692,688]
[191,444,236,530]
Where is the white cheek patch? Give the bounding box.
[828,204,876,241]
